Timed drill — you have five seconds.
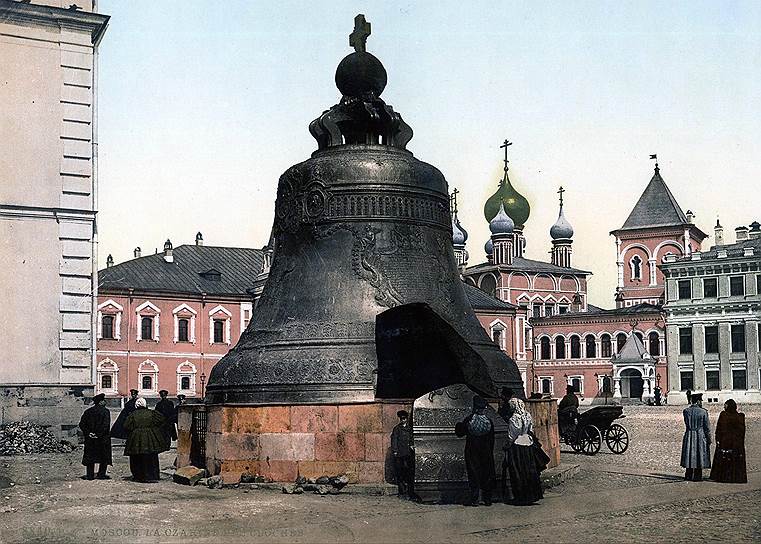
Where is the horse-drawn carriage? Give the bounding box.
[559,405,629,455]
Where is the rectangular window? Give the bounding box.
[678,280,692,300]
[732,369,747,390]
[757,274,761,296]
[679,327,693,355]
[101,374,112,389]
[680,371,693,391]
[731,324,745,353]
[704,326,719,354]
[101,315,114,339]
[180,376,191,390]
[703,278,718,298]
[729,275,745,297]
[705,370,720,391]
[213,320,225,343]
[178,318,189,342]
[544,303,555,317]
[533,304,543,318]
[540,378,551,394]
[141,317,153,341]
[558,305,568,314]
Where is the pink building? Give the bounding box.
[96,235,263,401]
[458,157,703,404]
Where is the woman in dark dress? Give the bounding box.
[503,398,543,505]
[710,399,747,483]
[124,397,168,482]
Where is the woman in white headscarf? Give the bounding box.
[124,397,168,482]
[503,398,543,505]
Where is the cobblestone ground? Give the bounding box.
[0,404,758,543]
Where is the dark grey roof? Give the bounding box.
[463,282,516,312]
[532,302,662,322]
[614,168,690,232]
[613,332,650,363]
[99,245,264,297]
[680,235,761,261]
[466,256,591,276]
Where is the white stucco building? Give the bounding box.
[0,1,109,436]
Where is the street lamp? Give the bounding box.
[200,372,206,399]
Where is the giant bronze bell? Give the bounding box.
[206,15,523,408]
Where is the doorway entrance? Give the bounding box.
[620,369,643,399]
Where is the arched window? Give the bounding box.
[649,332,660,356]
[601,334,612,358]
[635,331,644,343]
[616,333,627,352]
[555,336,566,359]
[138,360,159,395]
[178,318,189,342]
[480,274,497,298]
[540,337,551,360]
[142,375,152,390]
[630,255,642,280]
[585,335,596,358]
[570,335,581,359]
[141,317,154,341]
[176,361,197,396]
[96,359,118,395]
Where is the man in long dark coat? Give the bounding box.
[79,393,112,480]
[111,389,138,439]
[681,392,711,481]
[154,389,176,450]
[456,396,496,506]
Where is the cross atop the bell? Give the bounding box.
[349,14,371,53]
[558,186,565,208]
[500,139,512,172]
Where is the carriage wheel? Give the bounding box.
[605,423,629,454]
[570,436,582,453]
[578,425,602,455]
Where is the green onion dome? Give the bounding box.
[484,172,531,229]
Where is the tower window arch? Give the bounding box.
[616,333,627,353]
[479,274,497,298]
[601,334,612,358]
[630,255,643,280]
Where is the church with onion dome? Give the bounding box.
[455,151,712,405]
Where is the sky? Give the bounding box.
[96,1,761,307]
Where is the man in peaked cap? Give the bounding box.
[681,392,712,481]
[154,389,177,451]
[79,393,112,480]
[391,409,420,501]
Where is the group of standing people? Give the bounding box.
[681,392,747,483]
[456,390,546,506]
[78,389,185,483]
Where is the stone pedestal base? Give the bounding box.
[194,402,411,484]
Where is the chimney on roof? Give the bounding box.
[749,221,761,239]
[736,226,749,242]
[106,254,114,268]
[163,239,174,263]
[195,232,203,246]
[685,210,694,223]
[134,246,142,258]
[714,219,724,246]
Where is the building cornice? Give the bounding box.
[98,288,253,303]
[0,0,110,44]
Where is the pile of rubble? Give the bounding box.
[0,422,74,455]
[282,475,350,495]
